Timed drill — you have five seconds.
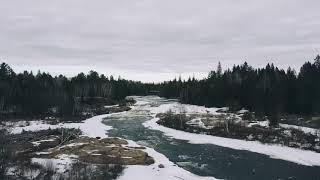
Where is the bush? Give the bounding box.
[58,128,81,146]
[157,111,189,130]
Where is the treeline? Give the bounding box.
[0,63,151,117]
[158,55,320,117]
[1,55,320,118]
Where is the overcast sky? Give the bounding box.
[0,0,319,82]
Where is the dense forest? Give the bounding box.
[0,63,152,117]
[1,55,320,118]
[159,55,320,117]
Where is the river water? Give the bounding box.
[102,96,320,180]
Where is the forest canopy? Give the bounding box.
[159,55,320,117]
[1,55,320,118]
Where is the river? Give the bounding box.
[102,96,320,180]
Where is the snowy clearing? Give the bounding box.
[9,114,114,137]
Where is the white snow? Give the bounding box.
[32,139,56,146]
[130,96,320,167]
[32,154,78,173]
[92,153,102,156]
[143,117,320,167]
[63,142,87,147]
[246,121,320,137]
[148,102,220,115]
[9,114,114,138]
[5,167,17,176]
[35,152,51,155]
[118,140,216,180]
[237,109,249,114]
[247,121,320,136]
[7,107,215,179]
[12,96,320,179]
[8,114,113,177]
[23,169,41,180]
[134,100,149,106]
[279,123,320,136]
[187,118,207,129]
[248,120,269,127]
[104,105,118,108]
[5,166,40,180]
[3,120,30,127]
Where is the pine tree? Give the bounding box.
[314,54,320,67]
[217,62,222,77]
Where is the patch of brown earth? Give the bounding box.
[35,137,154,165]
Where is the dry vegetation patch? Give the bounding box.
[36,137,154,166]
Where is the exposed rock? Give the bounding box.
[35,137,154,166]
[158,164,165,168]
[247,134,254,140]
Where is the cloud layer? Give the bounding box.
[0,0,319,82]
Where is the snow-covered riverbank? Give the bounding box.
[144,117,320,166]
[137,97,320,167]
[119,140,216,180]
[9,114,114,136]
[7,110,217,180]
[6,95,320,179]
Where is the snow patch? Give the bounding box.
[149,102,220,115]
[248,120,269,127]
[36,152,52,155]
[32,139,56,146]
[118,140,216,180]
[32,154,78,174]
[64,142,87,147]
[104,105,118,108]
[279,123,320,136]
[9,114,114,138]
[187,118,207,129]
[237,109,249,114]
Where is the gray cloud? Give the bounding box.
[0,0,319,82]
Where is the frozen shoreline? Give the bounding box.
[133,96,320,167]
[119,140,216,180]
[9,114,115,136]
[143,117,320,167]
[8,111,217,180]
